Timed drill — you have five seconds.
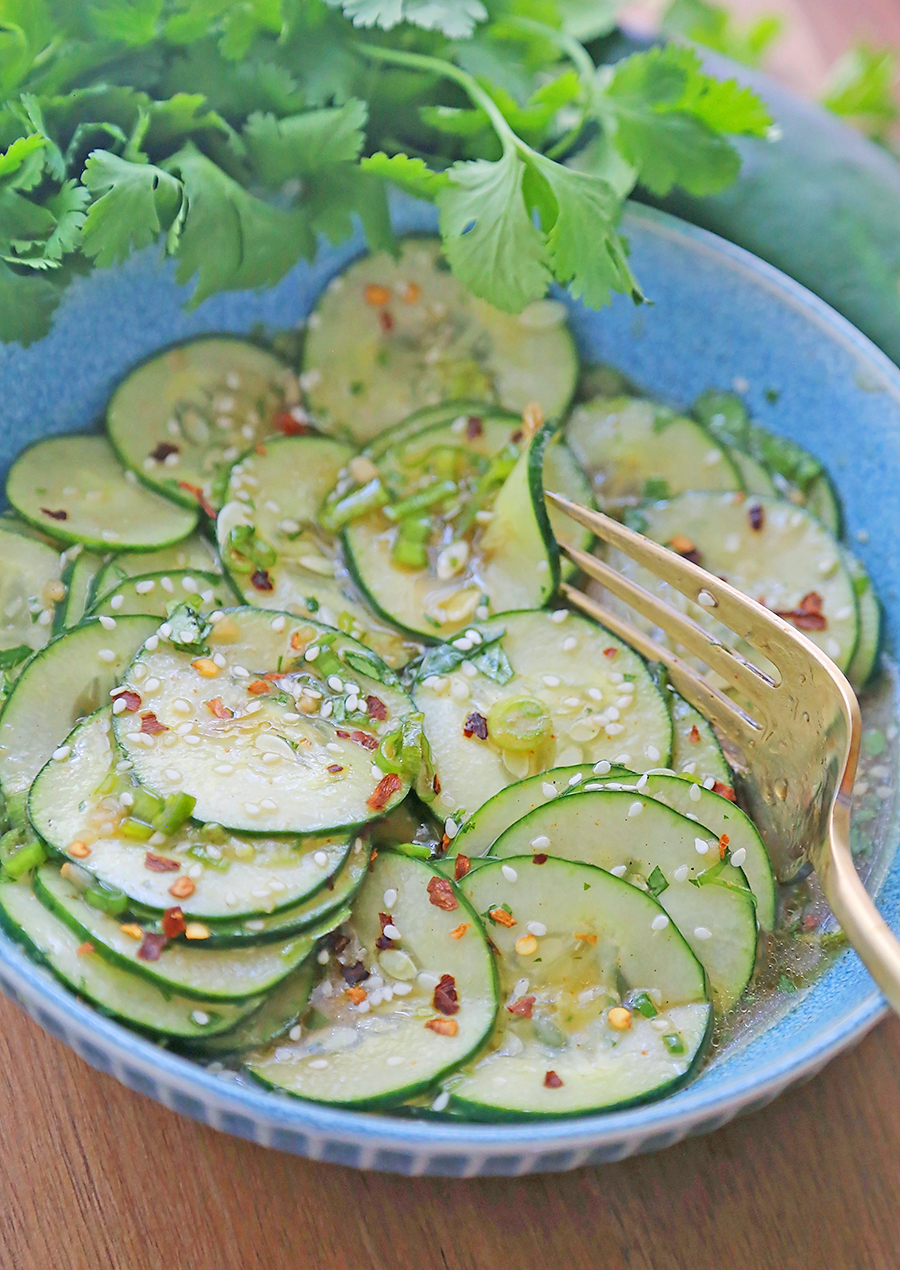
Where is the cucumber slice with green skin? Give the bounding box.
[564,396,741,513]
[415,609,673,821]
[301,238,578,443]
[106,337,297,511]
[7,435,199,551]
[544,435,594,581]
[34,863,320,1002]
[451,764,633,861]
[0,880,263,1039]
[572,773,775,931]
[114,607,415,835]
[451,857,712,1119]
[246,851,498,1109]
[59,550,104,629]
[0,524,66,657]
[669,693,731,785]
[0,614,158,797]
[728,449,777,497]
[91,570,234,620]
[93,534,221,599]
[181,958,317,1055]
[843,549,882,689]
[30,710,354,920]
[804,472,842,537]
[488,790,757,1011]
[617,493,859,673]
[344,415,559,641]
[217,437,417,669]
[364,400,507,462]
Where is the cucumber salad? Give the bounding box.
[0,237,885,1121]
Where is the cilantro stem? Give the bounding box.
[503,16,596,86]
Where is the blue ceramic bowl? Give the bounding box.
[1,199,898,1176]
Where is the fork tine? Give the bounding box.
[560,581,761,744]
[547,491,799,667]
[561,542,778,702]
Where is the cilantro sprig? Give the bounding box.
[0,0,771,345]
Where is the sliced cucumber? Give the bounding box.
[564,396,741,512]
[59,550,104,629]
[92,570,234,620]
[182,959,316,1054]
[451,764,633,861]
[617,493,859,673]
[451,857,711,1118]
[0,614,158,796]
[343,415,559,641]
[728,449,777,497]
[246,851,498,1108]
[29,709,355,920]
[543,435,594,580]
[0,524,65,657]
[113,607,415,834]
[843,549,881,689]
[414,609,672,820]
[34,863,319,1002]
[93,534,221,599]
[217,436,416,668]
[7,435,199,551]
[302,238,578,443]
[489,790,757,1010]
[669,693,731,785]
[0,879,262,1039]
[106,337,295,510]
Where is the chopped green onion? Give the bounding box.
[663,1032,685,1055]
[391,514,432,569]
[320,478,388,531]
[120,817,155,841]
[486,696,549,751]
[84,884,128,916]
[131,788,164,824]
[384,479,458,522]
[3,840,46,879]
[152,792,197,836]
[630,990,658,1018]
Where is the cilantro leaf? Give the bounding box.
[244,99,368,184]
[305,163,395,255]
[7,179,89,268]
[85,0,162,47]
[81,150,182,267]
[325,0,487,39]
[0,134,45,179]
[438,147,549,312]
[0,262,63,344]
[168,143,313,305]
[663,0,783,69]
[823,45,899,144]
[142,94,231,151]
[361,152,449,201]
[556,0,620,43]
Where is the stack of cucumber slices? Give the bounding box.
[0,237,879,1120]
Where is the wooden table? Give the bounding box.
[5,5,900,1268]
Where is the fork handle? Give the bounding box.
[820,803,900,1015]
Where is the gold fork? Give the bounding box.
[546,490,900,1013]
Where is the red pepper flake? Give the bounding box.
[327,764,344,774]
[433,973,459,1016]
[41,507,68,521]
[603,647,618,658]
[463,711,489,740]
[774,591,827,632]
[177,481,216,519]
[262,670,287,680]
[669,534,703,565]
[748,503,765,532]
[375,911,396,951]
[454,854,471,881]
[688,724,701,743]
[162,906,186,938]
[150,441,179,462]
[532,853,548,865]
[449,922,469,939]
[137,932,167,962]
[247,679,270,695]
[77,940,94,956]
[489,907,517,928]
[425,1017,458,1037]
[346,985,367,1005]
[544,1070,564,1089]
[432,774,441,796]
[713,781,737,802]
[118,689,141,713]
[507,995,535,1018]
[340,961,369,986]
[718,833,730,860]
[378,309,395,333]
[140,711,168,735]
[366,695,387,720]
[465,416,483,440]
[329,931,350,954]
[510,429,524,444]
[801,913,819,932]
[144,851,180,873]
[251,568,274,592]
[427,876,458,911]
[365,283,391,305]
[336,729,378,751]
[207,697,233,719]
[273,411,312,437]
[367,772,401,811]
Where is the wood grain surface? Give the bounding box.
[4,5,900,1268]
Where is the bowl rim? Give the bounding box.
[0,199,895,1165]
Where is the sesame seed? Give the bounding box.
[233,666,249,677]
[383,888,398,906]
[119,791,134,807]
[730,847,747,867]
[225,891,237,906]
[110,594,124,610]
[695,838,711,855]
[689,783,702,802]
[188,863,203,879]
[550,610,568,623]
[703,776,716,790]
[449,679,470,701]
[260,798,278,811]
[158,622,173,638]
[386,1056,405,1067]
[526,921,547,936]
[313,851,329,867]
[568,773,583,786]
[212,653,227,668]
[605,722,624,736]
[444,818,459,840]
[327,675,343,692]
[461,661,477,678]
[628,801,643,818]
[383,924,401,940]
[501,865,518,882]
[452,637,473,651]
[651,914,669,931]
[562,696,581,708]
[693,926,713,940]
[317,949,330,964]
[289,1025,302,1041]
[112,698,127,715]
[531,835,551,849]
[593,760,611,775]
[99,615,116,630]
[587,687,604,702]
[608,672,624,684]
[135,580,155,595]
[244,802,260,815]
[562,637,577,652]
[309,1059,329,1070]
[304,646,320,662]
[262,752,281,765]
[270,615,286,632]
[160,577,174,593]
[144,678,160,693]
[610,865,627,877]
[191,1011,210,1026]
[645,745,661,762]
[214,764,234,775]
[542,674,560,687]
[320,701,333,717]
[181,577,198,592]
[144,635,159,651]
[52,746,71,761]
[432,1091,450,1112]
[97,649,116,663]
[102,530,119,543]
[697,590,717,608]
